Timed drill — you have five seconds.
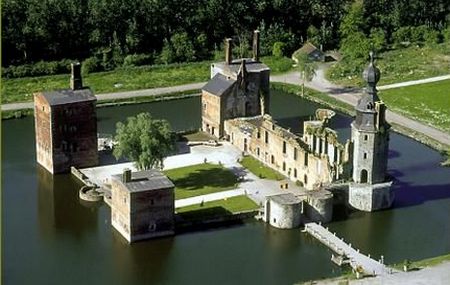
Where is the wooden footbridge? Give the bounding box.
[304,222,397,276]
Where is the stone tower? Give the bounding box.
[348,52,393,211]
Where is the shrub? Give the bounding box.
[123,53,154,67]
[82,56,102,74]
[272,42,286,57]
[2,59,73,78]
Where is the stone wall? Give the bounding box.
[34,93,53,173]
[348,181,394,212]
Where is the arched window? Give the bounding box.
[360,169,368,183]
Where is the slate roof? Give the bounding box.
[270,193,302,205]
[39,88,96,106]
[202,73,236,96]
[213,58,270,76]
[112,169,175,193]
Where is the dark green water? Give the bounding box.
[3,91,450,284]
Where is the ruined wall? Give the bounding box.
[304,191,334,223]
[225,117,334,189]
[202,91,223,137]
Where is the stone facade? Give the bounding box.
[201,31,270,138]
[111,169,175,243]
[264,193,303,229]
[34,63,98,174]
[349,52,393,211]
[225,114,350,190]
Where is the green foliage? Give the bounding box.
[297,52,318,95]
[272,42,286,57]
[307,25,320,46]
[113,112,176,170]
[122,53,154,67]
[369,28,386,52]
[260,56,294,74]
[339,0,365,38]
[259,21,297,57]
[2,59,73,78]
[340,31,371,60]
[164,163,238,199]
[82,57,102,74]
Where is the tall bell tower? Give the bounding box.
[348,52,393,211]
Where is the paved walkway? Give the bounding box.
[305,222,396,276]
[316,261,450,284]
[80,142,303,208]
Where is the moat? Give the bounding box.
[3,90,450,284]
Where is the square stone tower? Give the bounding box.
[111,169,175,242]
[34,62,98,174]
[349,52,393,211]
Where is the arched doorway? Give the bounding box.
[360,169,368,183]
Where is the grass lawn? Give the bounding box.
[164,163,238,199]
[1,56,293,104]
[240,156,284,180]
[391,253,450,270]
[327,43,450,86]
[379,80,450,133]
[1,62,210,104]
[177,195,259,213]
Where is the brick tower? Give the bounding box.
[34,62,98,174]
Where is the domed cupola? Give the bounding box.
[362,51,380,95]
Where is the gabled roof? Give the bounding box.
[38,88,96,106]
[202,73,236,96]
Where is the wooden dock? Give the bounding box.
[304,222,396,276]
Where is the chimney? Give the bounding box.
[225,38,233,64]
[122,168,132,183]
[70,62,83,90]
[252,30,260,62]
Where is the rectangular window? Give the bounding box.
[265,131,269,144]
[294,148,298,160]
[363,153,367,159]
[304,153,308,167]
[257,131,261,139]
[283,141,287,154]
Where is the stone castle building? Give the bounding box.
[349,52,393,211]
[202,34,393,213]
[201,30,270,137]
[111,169,175,242]
[34,63,98,174]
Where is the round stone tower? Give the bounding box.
[349,52,393,211]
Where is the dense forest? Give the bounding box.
[2,0,449,75]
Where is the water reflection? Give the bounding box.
[37,165,100,241]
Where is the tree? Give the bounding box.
[297,53,318,96]
[113,112,176,170]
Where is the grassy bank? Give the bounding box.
[2,61,210,104]
[240,156,284,180]
[327,43,450,87]
[391,253,450,271]
[164,163,238,199]
[379,80,450,133]
[2,56,292,104]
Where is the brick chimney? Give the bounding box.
[122,168,132,183]
[252,30,260,62]
[225,38,233,64]
[70,62,83,90]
